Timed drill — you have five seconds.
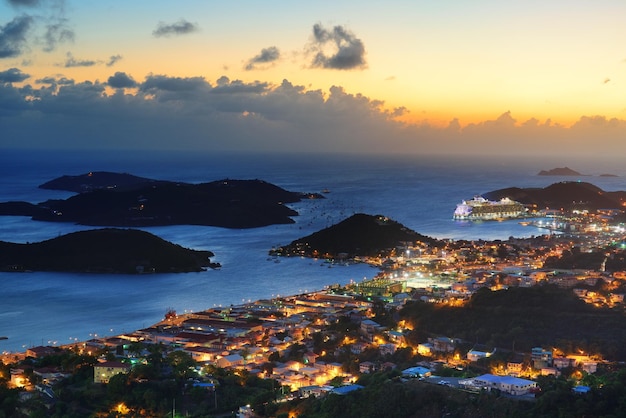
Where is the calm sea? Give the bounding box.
[1,149,625,353]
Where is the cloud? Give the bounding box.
[63,52,96,67]
[140,74,208,92]
[35,75,74,86]
[0,67,29,83]
[245,46,280,70]
[211,76,268,94]
[5,0,74,52]
[106,54,122,67]
[42,17,74,52]
[2,72,626,159]
[152,19,199,37]
[107,72,136,89]
[0,15,33,58]
[308,23,366,70]
[7,0,40,6]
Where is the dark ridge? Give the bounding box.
[0,201,44,216]
[0,228,216,273]
[39,171,163,193]
[2,177,322,228]
[272,213,441,259]
[482,181,626,210]
[537,167,582,176]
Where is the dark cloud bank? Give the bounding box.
[1,72,625,158]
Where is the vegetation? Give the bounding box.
[272,213,441,259]
[0,177,319,228]
[7,284,626,416]
[544,245,626,272]
[3,346,282,417]
[0,228,215,273]
[482,181,626,211]
[399,285,626,359]
[273,368,626,418]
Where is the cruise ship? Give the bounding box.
[453,196,527,220]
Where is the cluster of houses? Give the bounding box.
[7,279,605,401]
[5,267,607,400]
[85,292,379,391]
[80,282,600,399]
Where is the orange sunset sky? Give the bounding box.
[1,0,625,156]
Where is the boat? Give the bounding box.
[453,196,527,221]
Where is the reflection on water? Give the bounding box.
[1,150,625,352]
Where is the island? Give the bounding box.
[537,167,582,176]
[270,213,441,260]
[7,197,626,417]
[0,228,217,273]
[0,173,323,228]
[38,171,164,193]
[481,181,626,211]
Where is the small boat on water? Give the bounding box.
[0,336,8,340]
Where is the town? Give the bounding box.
[3,209,626,417]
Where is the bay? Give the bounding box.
[1,149,625,353]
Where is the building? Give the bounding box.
[25,346,56,359]
[359,361,375,374]
[401,366,431,378]
[531,347,553,369]
[472,374,537,396]
[94,361,131,384]
[467,345,495,362]
[216,354,244,368]
[417,342,434,356]
[430,337,457,353]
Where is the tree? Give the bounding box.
[167,351,196,379]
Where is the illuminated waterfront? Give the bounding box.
[1,150,625,353]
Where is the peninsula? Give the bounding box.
[0,228,216,273]
[270,213,441,260]
[0,173,323,228]
[481,181,626,211]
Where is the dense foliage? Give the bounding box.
[0,228,214,273]
[399,285,626,359]
[274,213,441,258]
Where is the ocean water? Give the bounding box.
[1,149,625,353]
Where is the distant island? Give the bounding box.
[537,167,581,176]
[38,171,165,193]
[0,172,323,228]
[270,213,441,260]
[0,228,217,273]
[482,181,626,211]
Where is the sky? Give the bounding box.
[1,0,626,157]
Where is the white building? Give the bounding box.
[470,374,537,396]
